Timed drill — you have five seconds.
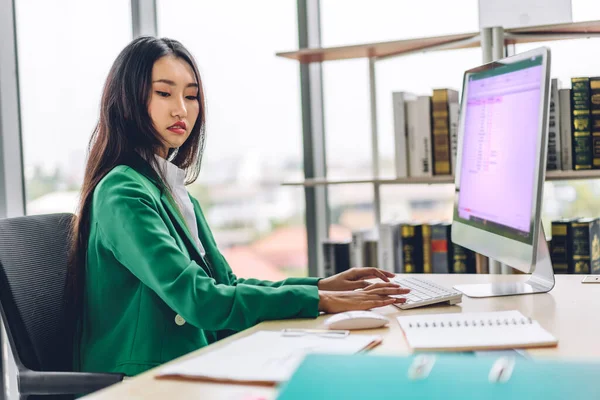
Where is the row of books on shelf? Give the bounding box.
[392,76,600,178]
[546,77,600,171]
[392,89,459,178]
[550,217,600,275]
[322,217,600,277]
[322,222,480,278]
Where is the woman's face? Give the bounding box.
[148,55,200,158]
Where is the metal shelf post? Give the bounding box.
[368,57,382,227]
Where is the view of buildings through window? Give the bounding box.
[15,0,600,280]
[16,0,132,212]
[157,0,312,279]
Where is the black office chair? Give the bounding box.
[0,213,123,400]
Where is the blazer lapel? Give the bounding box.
[159,192,212,276]
[191,197,215,255]
[121,153,212,277]
[189,197,223,282]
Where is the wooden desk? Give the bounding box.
[83,274,600,400]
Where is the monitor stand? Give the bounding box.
[453,223,555,298]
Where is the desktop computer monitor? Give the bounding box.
[451,47,554,298]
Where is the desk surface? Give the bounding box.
[83,274,600,400]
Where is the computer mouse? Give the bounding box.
[324,311,390,330]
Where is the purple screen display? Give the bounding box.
[457,65,543,234]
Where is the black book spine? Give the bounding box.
[334,242,351,275]
[571,77,592,170]
[395,228,405,273]
[452,244,476,274]
[322,241,351,277]
[590,77,600,168]
[550,220,572,274]
[401,224,423,273]
[590,219,600,275]
[467,249,477,273]
[570,219,593,274]
[322,241,336,278]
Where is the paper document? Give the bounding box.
[157,330,381,385]
[397,310,558,351]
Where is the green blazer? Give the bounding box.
[77,157,320,376]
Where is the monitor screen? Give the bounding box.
[455,55,545,245]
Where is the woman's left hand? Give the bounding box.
[317,267,397,292]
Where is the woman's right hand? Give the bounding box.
[318,282,410,314]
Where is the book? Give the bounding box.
[429,222,477,274]
[452,243,477,274]
[546,78,561,170]
[449,101,460,174]
[431,222,451,273]
[558,88,572,170]
[571,77,592,170]
[363,238,378,268]
[392,92,416,178]
[378,221,402,273]
[431,89,458,176]
[400,223,423,273]
[569,218,598,274]
[350,229,371,268]
[591,219,600,275]
[590,77,600,169]
[550,218,576,274]
[321,240,351,277]
[407,96,432,177]
[475,253,489,274]
[396,310,558,352]
[421,223,433,273]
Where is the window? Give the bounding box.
[158,0,307,279]
[321,0,479,232]
[328,184,374,240]
[321,0,600,236]
[16,0,132,215]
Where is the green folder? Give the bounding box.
[276,353,600,400]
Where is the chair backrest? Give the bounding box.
[0,213,75,373]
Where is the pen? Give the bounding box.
[281,328,350,338]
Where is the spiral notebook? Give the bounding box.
[397,310,558,351]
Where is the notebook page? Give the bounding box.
[158,330,381,384]
[397,310,558,351]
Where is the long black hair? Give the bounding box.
[67,36,207,329]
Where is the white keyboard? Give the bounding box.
[392,276,462,310]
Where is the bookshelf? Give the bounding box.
[277,18,600,276]
[276,20,600,220]
[276,20,600,63]
[282,170,600,187]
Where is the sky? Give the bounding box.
[13,0,600,182]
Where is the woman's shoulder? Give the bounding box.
[98,164,143,186]
[94,164,160,202]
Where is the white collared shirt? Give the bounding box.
[153,155,206,257]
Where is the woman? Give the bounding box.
[69,36,409,376]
